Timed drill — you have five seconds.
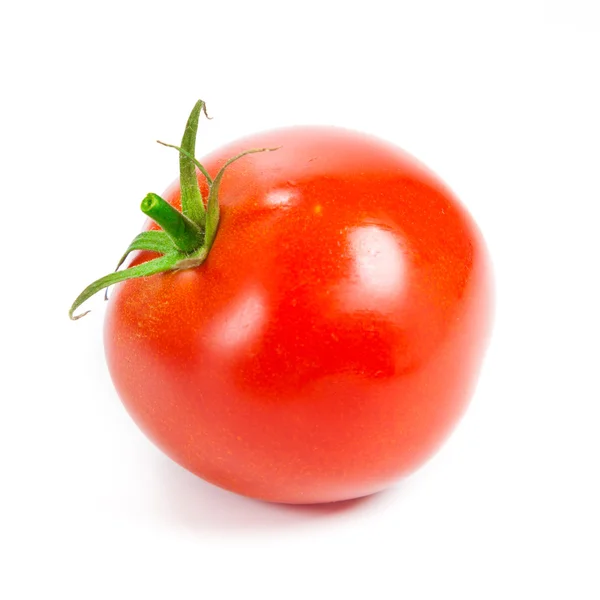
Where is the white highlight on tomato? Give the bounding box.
[210,290,267,351]
[343,225,406,311]
[265,189,295,207]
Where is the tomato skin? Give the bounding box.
[104,126,492,504]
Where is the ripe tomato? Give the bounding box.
[102,124,492,504]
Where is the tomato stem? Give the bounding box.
[140,193,204,253]
[69,99,279,320]
[157,140,213,185]
[179,100,209,227]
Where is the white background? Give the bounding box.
[2,1,599,598]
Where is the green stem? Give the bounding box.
[69,99,280,321]
[140,193,204,253]
[157,140,213,185]
[179,100,207,226]
[104,231,176,300]
[69,254,179,320]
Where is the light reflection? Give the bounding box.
[265,189,294,207]
[341,225,405,311]
[210,290,266,352]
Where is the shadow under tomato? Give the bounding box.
[152,454,403,535]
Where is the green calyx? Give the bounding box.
[69,100,277,320]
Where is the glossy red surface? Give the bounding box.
[104,126,493,503]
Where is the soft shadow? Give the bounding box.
[151,454,403,535]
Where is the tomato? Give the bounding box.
[98,122,492,504]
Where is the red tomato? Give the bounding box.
[104,126,493,504]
